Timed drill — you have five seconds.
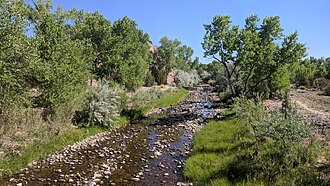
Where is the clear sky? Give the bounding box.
[35,0,330,63]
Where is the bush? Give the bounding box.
[74,82,125,127]
[233,96,317,183]
[131,87,170,108]
[144,71,155,87]
[314,78,329,90]
[324,85,330,96]
[174,69,201,88]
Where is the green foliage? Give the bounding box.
[203,15,306,98]
[185,105,321,185]
[69,10,112,77]
[71,12,152,90]
[271,64,291,93]
[74,82,126,127]
[289,56,330,88]
[233,96,317,183]
[0,0,32,111]
[144,70,155,87]
[105,16,152,90]
[174,69,201,88]
[292,60,317,87]
[152,37,195,84]
[28,1,95,109]
[191,57,200,70]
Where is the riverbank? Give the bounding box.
[0,88,188,179]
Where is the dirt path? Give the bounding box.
[290,89,330,138]
[2,84,221,186]
[293,99,330,117]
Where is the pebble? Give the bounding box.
[131,177,140,182]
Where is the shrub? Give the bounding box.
[314,78,329,90]
[233,96,317,183]
[74,82,125,127]
[324,85,330,96]
[144,71,155,87]
[174,69,201,88]
[131,87,168,108]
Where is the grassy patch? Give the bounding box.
[0,88,189,177]
[192,119,241,153]
[184,116,267,185]
[184,117,244,185]
[140,88,189,114]
[124,88,189,120]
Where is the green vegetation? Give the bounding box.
[128,88,189,119]
[184,117,245,185]
[151,37,200,84]
[73,83,126,128]
[1,0,329,183]
[174,69,201,88]
[202,15,306,99]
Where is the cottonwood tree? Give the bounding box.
[203,15,306,98]
[152,37,196,84]
[108,16,152,90]
[0,0,32,111]
[71,13,152,90]
[69,10,111,79]
[152,37,180,84]
[28,0,95,109]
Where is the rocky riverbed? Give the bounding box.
[2,84,221,186]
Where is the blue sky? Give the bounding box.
[37,0,330,63]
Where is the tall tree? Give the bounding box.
[203,15,306,98]
[28,0,95,109]
[152,37,179,84]
[69,10,112,79]
[107,16,152,90]
[152,37,195,84]
[0,0,32,111]
[202,15,239,96]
